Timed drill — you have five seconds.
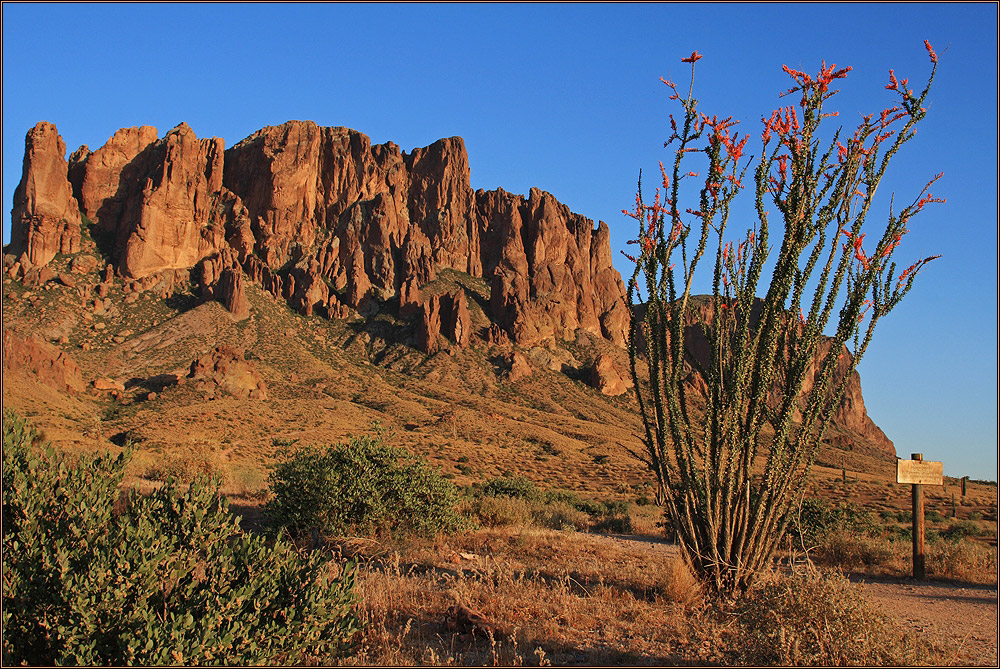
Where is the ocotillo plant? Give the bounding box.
[624,44,942,595]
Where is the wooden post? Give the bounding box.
[842,456,847,484]
[912,453,926,579]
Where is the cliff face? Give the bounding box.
[10,120,626,349]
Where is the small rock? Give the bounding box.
[70,255,99,274]
[113,336,125,344]
[56,273,76,287]
[93,377,125,392]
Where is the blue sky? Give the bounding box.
[3,3,997,479]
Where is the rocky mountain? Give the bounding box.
[3,119,894,482]
[8,120,628,351]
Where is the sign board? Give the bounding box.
[897,459,943,485]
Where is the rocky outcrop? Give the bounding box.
[415,289,472,354]
[2,330,85,394]
[590,353,632,396]
[504,351,533,382]
[417,294,444,354]
[188,346,267,400]
[217,267,250,320]
[481,188,628,348]
[8,122,82,266]
[10,119,630,349]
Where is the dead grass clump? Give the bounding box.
[142,449,219,483]
[810,528,998,585]
[730,569,938,665]
[466,496,532,528]
[658,558,702,608]
[927,539,998,585]
[812,528,904,572]
[530,500,589,531]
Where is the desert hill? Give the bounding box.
[4,119,897,500]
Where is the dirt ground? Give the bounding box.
[595,533,998,666]
[852,575,998,666]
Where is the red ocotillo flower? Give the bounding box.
[681,50,703,63]
[924,40,938,63]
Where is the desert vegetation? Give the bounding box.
[624,44,944,594]
[4,409,995,665]
[2,409,359,666]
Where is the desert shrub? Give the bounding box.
[530,501,589,531]
[925,508,945,523]
[1,409,359,666]
[732,570,929,665]
[789,498,882,548]
[940,519,988,541]
[812,529,900,569]
[469,495,532,528]
[927,538,997,584]
[591,514,633,534]
[478,475,541,501]
[265,432,465,539]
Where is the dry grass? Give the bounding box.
[304,527,955,666]
[809,529,998,585]
[329,528,717,666]
[730,567,943,665]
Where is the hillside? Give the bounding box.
[4,119,910,502]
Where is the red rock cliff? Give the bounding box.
[10,119,628,348]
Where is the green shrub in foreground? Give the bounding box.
[266,431,466,538]
[2,409,360,666]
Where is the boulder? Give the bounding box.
[70,254,99,274]
[188,345,267,400]
[93,377,126,393]
[506,351,533,382]
[590,353,632,396]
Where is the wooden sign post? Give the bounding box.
[897,453,944,579]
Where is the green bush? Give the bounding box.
[941,519,988,541]
[478,476,541,501]
[265,431,465,539]
[925,509,945,523]
[2,409,359,666]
